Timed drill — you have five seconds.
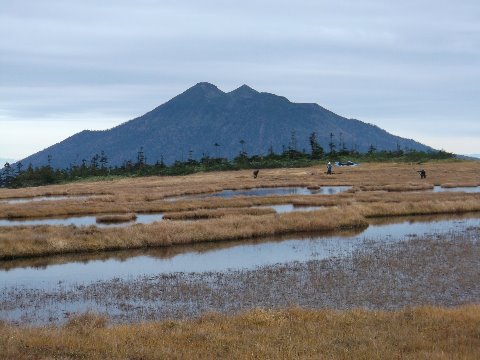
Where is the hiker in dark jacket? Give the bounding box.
[327,162,332,175]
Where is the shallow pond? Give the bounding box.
[1,195,91,204]
[258,204,324,213]
[1,214,479,291]
[165,186,352,201]
[0,213,164,228]
[433,185,480,193]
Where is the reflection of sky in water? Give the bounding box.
[2,195,90,204]
[166,186,351,201]
[432,186,480,193]
[259,204,324,213]
[0,213,164,228]
[1,216,479,291]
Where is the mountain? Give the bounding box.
[18,82,433,169]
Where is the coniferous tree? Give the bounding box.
[328,132,336,155]
[309,132,324,159]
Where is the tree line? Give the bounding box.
[1,132,454,188]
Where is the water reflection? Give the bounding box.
[432,185,480,193]
[0,213,164,228]
[258,204,324,213]
[1,195,91,204]
[165,186,351,201]
[1,213,479,291]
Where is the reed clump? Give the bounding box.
[359,183,434,192]
[96,213,137,224]
[0,306,479,359]
[357,198,480,218]
[441,182,480,188]
[163,206,275,220]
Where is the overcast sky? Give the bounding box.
[1,0,479,160]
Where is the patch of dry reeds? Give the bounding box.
[359,183,434,192]
[96,213,137,224]
[0,306,479,359]
[357,198,480,218]
[163,207,275,220]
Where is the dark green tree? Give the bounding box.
[309,132,324,159]
[328,132,336,155]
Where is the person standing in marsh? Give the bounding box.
[327,161,332,175]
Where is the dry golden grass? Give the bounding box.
[358,183,434,192]
[163,206,276,220]
[1,305,479,359]
[357,198,480,218]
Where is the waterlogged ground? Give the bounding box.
[1,214,479,324]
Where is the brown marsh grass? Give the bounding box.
[357,198,480,218]
[1,306,479,359]
[163,206,276,220]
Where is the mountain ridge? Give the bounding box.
[17,82,434,169]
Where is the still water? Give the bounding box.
[0,213,164,228]
[1,195,91,204]
[165,186,352,201]
[432,185,480,193]
[1,214,478,291]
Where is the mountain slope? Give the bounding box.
[19,82,433,169]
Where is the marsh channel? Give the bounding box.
[1,213,479,325]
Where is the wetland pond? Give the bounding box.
[1,213,479,324]
[432,185,480,193]
[0,205,322,227]
[165,186,352,201]
[1,214,479,290]
[0,213,165,228]
[0,195,92,204]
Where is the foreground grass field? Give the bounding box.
[1,306,479,359]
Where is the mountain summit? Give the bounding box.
[19,82,433,169]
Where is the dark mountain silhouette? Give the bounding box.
[19,82,433,169]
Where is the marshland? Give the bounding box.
[1,160,480,358]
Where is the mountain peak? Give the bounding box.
[183,82,224,98]
[228,84,258,97]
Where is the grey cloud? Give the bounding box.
[1,0,479,156]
